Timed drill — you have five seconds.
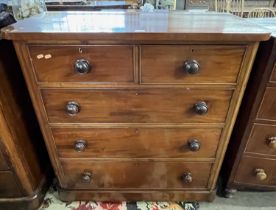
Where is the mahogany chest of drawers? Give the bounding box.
[2,11,270,201]
[222,18,276,197]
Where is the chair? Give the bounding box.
[214,0,244,17]
[248,7,276,18]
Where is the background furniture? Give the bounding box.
[0,39,50,209]
[248,7,275,17]
[222,18,276,198]
[2,11,269,202]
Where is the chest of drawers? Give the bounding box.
[2,11,270,201]
[222,18,276,197]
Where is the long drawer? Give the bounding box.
[60,160,212,190]
[53,127,222,158]
[42,89,232,124]
[234,156,276,187]
[28,45,134,83]
[141,45,245,84]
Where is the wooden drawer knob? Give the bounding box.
[181,172,193,183]
[184,60,200,74]
[267,137,276,149]
[74,140,87,152]
[65,101,80,116]
[74,59,91,74]
[255,168,267,181]
[81,171,92,183]
[194,101,208,115]
[188,139,201,151]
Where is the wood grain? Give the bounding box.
[52,127,222,158]
[0,171,21,197]
[29,45,134,83]
[257,87,276,121]
[141,45,245,84]
[60,159,212,190]
[42,88,232,124]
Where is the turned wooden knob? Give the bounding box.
[188,139,201,152]
[74,139,87,152]
[65,101,80,116]
[74,59,91,74]
[194,101,208,115]
[267,136,276,149]
[255,168,267,181]
[181,172,193,183]
[184,60,200,74]
[81,171,92,183]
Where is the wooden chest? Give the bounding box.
[222,18,276,197]
[1,11,270,201]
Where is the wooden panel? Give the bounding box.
[61,160,212,189]
[0,171,22,197]
[29,45,134,83]
[257,87,276,121]
[42,89,232,124]
[234,156,276,187]
[270,63,276,82]
[53,127,222,158]
[0,149,9,170]
[141,45,245,84]
[245,124,276,156]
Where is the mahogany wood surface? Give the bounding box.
[223,19,276,193]
[53,127,222,158]
[42,89,232,124]
[0,150,8,171]
[60,160,212,189]
[29,45,134,83]
[0,171,21,197]
[1,11,269,201]
[141,45,245,84]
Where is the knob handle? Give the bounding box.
[81,171,92,183]
[184,60,200,74]
[181,172,193,183]
[188,139,201,151]
[65,101,80,116]
[194,101,208,115]
[74,140,87,152]
[255,168,267,181]
[267,136,276,149]
[74,59,91,74]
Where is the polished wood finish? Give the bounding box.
[0,40,50,209]
[53,127,222,158]
[42,89,232,124]
[141,45,245,84]
[61,160,212,189]
[2,11,269,201]
[223,18,276,194]
[29,45,134,83]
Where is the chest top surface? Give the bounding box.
[247,18,276,38]
[1,11,271,42]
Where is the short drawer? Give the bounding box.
[141,45,245,84]
[29,45,134,83]
[42,89,232,124]
[0,171,22,197]
[257,87,276,121]
[53,127,222,158]
[0,149,9,170]
[60,160,212,189]
[245,124,276,156]
[234,156,276,187]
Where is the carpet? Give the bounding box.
[39,188,199,210]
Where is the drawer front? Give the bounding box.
[0,149,9,170]
[0,171,22,197]
[61,160,212,189]
[53,127,222,158]
[257,87,276,121]
[29,45,134,83]
[269,62,276,82]
[141,45,245,84]
[235,156,276,187]
[245,124,276,156]
[42,89,232,124]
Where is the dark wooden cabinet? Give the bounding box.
[0,40,50,209]
[222,18,276,197]
[1,11,270,202]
